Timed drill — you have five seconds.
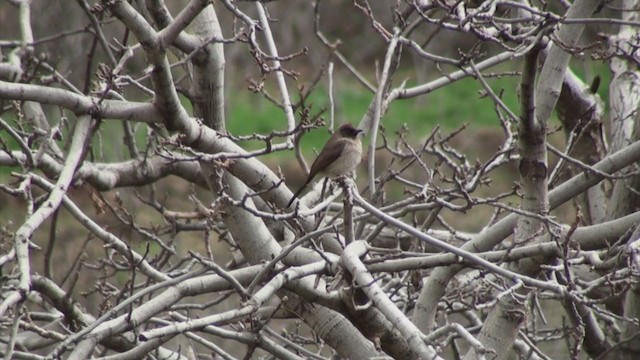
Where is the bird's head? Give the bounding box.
[338,124,364,139]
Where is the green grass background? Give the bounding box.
[222,59,609,160]
[0,60,610,167]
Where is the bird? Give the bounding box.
[287,123,364,208]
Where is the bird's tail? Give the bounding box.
[287,178,311,208]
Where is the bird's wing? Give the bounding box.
[308,138,347,178]
[287,139,346,208]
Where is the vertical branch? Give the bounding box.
[3,302,23,360]
[17,0,34,49]
[256,3,296,143]
[43,208,60,280]
[368,30,400,197]
[517,45,548,237]
[328,61,335,132]
[343,180,355,246]
[463,45,543,360]
[606,0,640,221]
[189,4,226,132]
[606,2,640,352]
[534,0,601,127]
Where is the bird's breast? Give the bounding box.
[325,140,362,176]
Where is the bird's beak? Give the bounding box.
[356,129,365,137]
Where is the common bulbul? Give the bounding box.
[287,123,364,207]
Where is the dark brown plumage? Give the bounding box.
[287,124,363,208]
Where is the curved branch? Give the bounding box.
[0,81,161,122]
